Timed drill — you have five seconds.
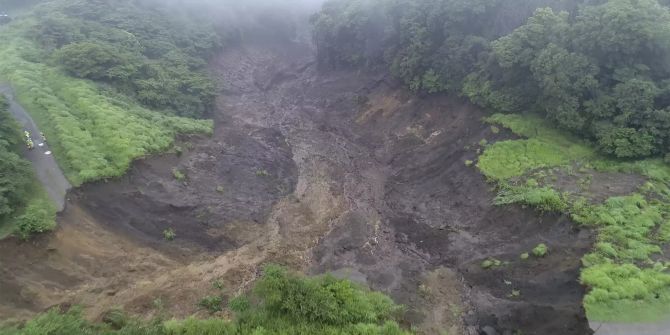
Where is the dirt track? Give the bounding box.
[0,40,595,334]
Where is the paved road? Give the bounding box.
[0,84,70,211]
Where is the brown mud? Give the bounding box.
[0,39,595,334]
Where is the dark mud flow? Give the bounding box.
[212,41,593,334]
[0,39,593,334]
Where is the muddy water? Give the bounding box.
[0,40,593,334]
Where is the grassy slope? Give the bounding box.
[477,113,670,322]
[0,20,213,187]
[0,10,212,238]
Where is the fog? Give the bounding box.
[141,0,328,42]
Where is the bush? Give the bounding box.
[581,263,670,322]
[481,258,502,269]
[15,198,56,240]
[494,185,568,212]
[532,243,548,257]
[0,307,93,335]
[250,265,402,327]
[198,296,223,313]
[163,228,176,241]
[172,168,186,181]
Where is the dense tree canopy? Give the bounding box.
[313,0,670,159]
[0,97,32,222]
[30,0,222,118]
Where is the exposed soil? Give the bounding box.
[541,166,646,204]
[0,39,596,334]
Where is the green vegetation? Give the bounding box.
[212,280,225,290]
[0,96,32,233]
[255,169,269,177]
[313,0,670,160]
[0,265,412,335]
[531,243,548,257]
[478,113,670,322]
[313,0,670,320]
[198,295,223,313]
[478,114,596,180]
[519,253,529,260]
[163,228,176,241]
[494,184,568,212]
[481,258,502,269]
[33,0,221,118]
[14,195,56,240]
[0,97,56,239]
[172,168,186,182]
[0,2,214,186]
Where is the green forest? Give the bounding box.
[0,265,411,335]
[312,0,670,323]
[0,0,215,186]
[312,0,670,160]
[0,0,217,238]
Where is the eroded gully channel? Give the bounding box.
[0,40,594,334]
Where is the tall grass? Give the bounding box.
[0,25,212,185]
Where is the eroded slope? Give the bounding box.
[0,40,593,334]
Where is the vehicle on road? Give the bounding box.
[0,13,10,25]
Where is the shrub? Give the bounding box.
[15,198,56,240]
[163,228,176,241]
[490,125,500,134]
[250,264,403,327]
[172,168,186,181]
[481,258,502,269]
[212,280,225,290]
[198,296,223,313]
[494,185,568,212]
[1,307,93,335]
[532,243,548,257]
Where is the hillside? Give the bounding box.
[1,1,669,334]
